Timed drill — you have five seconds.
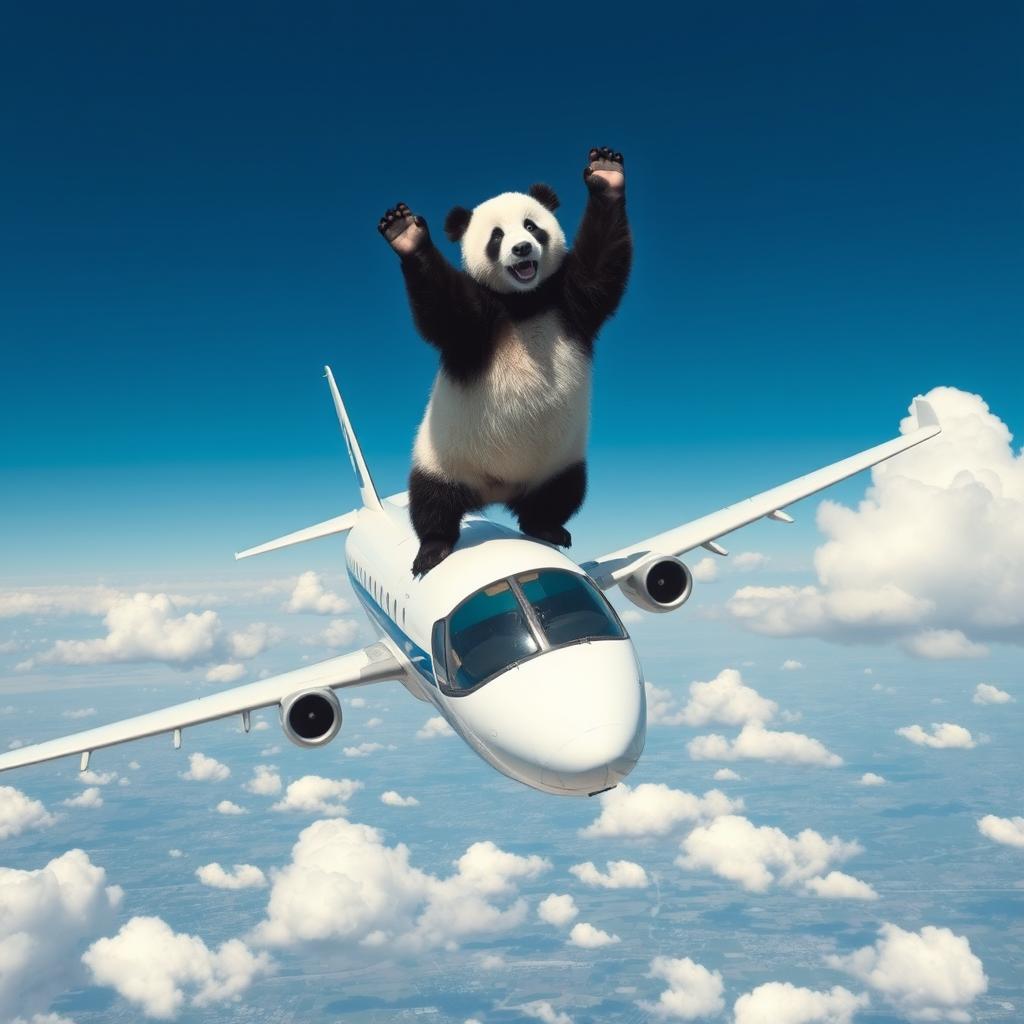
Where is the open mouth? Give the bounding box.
[507,260,538,283]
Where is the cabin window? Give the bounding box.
[430,619,447,686]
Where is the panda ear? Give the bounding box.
[528,183,560,212]
[444,206,472,243]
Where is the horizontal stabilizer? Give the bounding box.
[235,509,359,560]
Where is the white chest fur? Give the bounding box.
[414,311,591,499]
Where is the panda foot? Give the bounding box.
[583,146,625,195]
[378,203,428,256]
[522,524,572,548]
[412,539,453,577]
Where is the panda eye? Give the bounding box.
[490,227,504,242]
[524,219,536,232]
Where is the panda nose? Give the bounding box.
[511,242,532,258]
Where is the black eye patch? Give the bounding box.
[485,227,504,262]
[527,220,549,246]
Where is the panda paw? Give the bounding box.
[412,539,453,577]
[521,523,572,548]
[583,147,625,196]
[378,203,429,256]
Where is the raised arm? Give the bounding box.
[378,203,498,382]
[562,148,633,346]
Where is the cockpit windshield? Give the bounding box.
[435,570,626,695]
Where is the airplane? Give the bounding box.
[0,369,942,796]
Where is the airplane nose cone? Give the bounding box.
[542,717,645,794]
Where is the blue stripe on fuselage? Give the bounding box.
[348,572,435,686]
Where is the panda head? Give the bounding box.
[444,184,566,294]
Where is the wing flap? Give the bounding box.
[586,399,941,588]
[0,642,404,774]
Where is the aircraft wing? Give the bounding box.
[583,399,941,590]
[0,642,405,774]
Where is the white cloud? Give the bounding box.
[251,820,548,953]
[0,786,57,840]
[859,773,886,786]
[63,787,103,809]
[726,389,1024,654]
[691,557,719,583]
[733,551,768,571]
[0,849,122,1022]
[677,814,864,894]
[216,800,247,816]
[205,662,244,684]
[567,922,620,948]
[903,629,988,660]
[645,683,679,725]
[678,668,778,727]
[638,956,725,1020]
[227,622,279,660]
[180,752,230,782]
[896,723,976,749]
[688,723,843,767]
[417,716,454,739]
[977,814,1024,849]
[537,893,578,927]
[713,768,741,781]
[582,783,742,839]
[271,776,362,817]
[827,922,987,1022]
[0,584,122,618]
[733,983,868,1024]
[12,1014,78,1024]
[781,659,804,671]
[343,742,384,758]
[380,791,419,807]
[367,716,383,727]
[285,572,350,615]
[973,682,1012,705]
[83,915,272,1019]
[522,1001,573,1024]
[62,706,97,719]
[319,618,361,648]
[195,863,267,890]
[803,871,879,900]
[569,860,649,889]
[78,770,117,786]
[243,765,281,796]
[349,697,367,708]
[168,849,184,859]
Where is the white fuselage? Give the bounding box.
[343,494,646,796]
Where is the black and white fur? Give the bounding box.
[379,147,631,576]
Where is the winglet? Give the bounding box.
[913,398,940,433]
[325,366,383,511]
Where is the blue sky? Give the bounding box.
[1,4,1022,1024]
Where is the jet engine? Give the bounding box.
[280,688,342,748]
[620,556,693,614]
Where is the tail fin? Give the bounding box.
[324,365,383,511]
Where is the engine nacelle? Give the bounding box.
[280,688,342,748]
[620,556,693,614]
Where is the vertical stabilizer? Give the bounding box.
[324,366,383,511]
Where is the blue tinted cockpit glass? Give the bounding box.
[516,570,625,647]
[447,581,539,691]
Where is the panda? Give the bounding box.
[378,146,631,576]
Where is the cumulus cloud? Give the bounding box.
[973,682,1012,705]
[537,893,578,927]
[63,787,103,809]
[216,800,247,815]
[243,765,281,796]
[0,786,57,840]
[417,716,455,739]
[251,820,548,953]
[343,742,384,758]
[522,1002,573,1024]
[567,922,620,948]
[569,860,649,889]
[827,922,986,1022]
[205,663,244,684]
[977,814,1024,849]
[62,706,97,719]
[195,863,267,890]
[285,572,350,615]
[638,956,725,1020]
[726,388,1024,655]
[180,752,230,782]
[733,983,868,1024]
[896,723,975,749]
[678,669,779,727]
[676,814,865,895]
[688,723,843,766]
[733,551,769,571]
[781,659,804,671]
[0,584,122,618]
[318,618,361,649]
[713,768,741,781]
[0,849,122,1022]
[803,871,879,900]
[691,557,719,583]
[83,915,272,1019]
[380,791,419,807]
[859,773,886,786]
[227,622,279,660]
[79,770,118,786]
[271,776,362,817]
[581,783,742,839]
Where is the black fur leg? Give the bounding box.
[507,461,587,548]
[408,467,482,576]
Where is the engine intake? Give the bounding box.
[620,556,693,614]
[280,688,342,748]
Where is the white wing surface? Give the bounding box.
[583,399,941,589]
[0,643,405,774]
